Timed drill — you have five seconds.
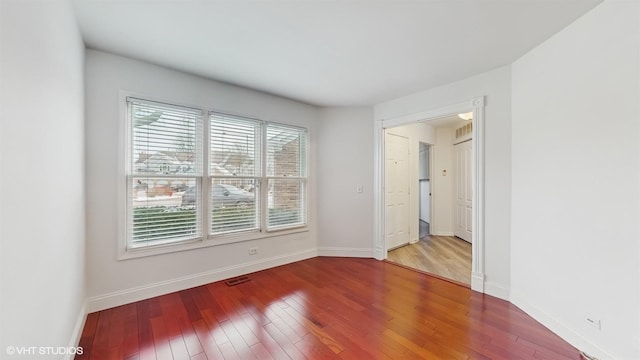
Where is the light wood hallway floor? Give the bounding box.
[387,223,472,285]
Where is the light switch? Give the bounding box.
[356,185,363,193]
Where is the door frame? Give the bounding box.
[373,96,486,293]
[418,142,432,231]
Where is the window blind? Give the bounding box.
[266,123,307,229]
[127,98,203,247]
[123,96,310,251]
[210,113,261,234]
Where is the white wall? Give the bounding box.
[85,50,319,310]
[375,66,512,299]
[511,1,639,359]
[0,0,87,354]
[316,107,374,256]
[386,123,436,243]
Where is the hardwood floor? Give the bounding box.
[76,257,580,360]
[387,234,472,285]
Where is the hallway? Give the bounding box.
[387,224,472,285]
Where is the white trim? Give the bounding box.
[317,247,374,258]
[381,102,472,129]
[470,96,486,293]
[510,294,617,360]
[202,107,210,243]
[88,248,317,312]
[65,300,87,358]
[484,281,509,300]
[432,231,454,237]
[471,272,485,292]
[119,227,310,260]
[126,96,203,113]
[118,91,128,260]
[373,121,385,260]
[374,97,486,293]
[428,147,435,234]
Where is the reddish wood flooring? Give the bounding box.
[77,257,580,359]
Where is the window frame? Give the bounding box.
[118,92,309,260]
[264,122,308,232]
[124,97,204,250]
[209,113,263,236]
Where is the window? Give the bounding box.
[125,97,308,252]
[210,113,261,235]
[266,123,307,229]
[126,98,203,248]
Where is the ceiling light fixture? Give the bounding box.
[458,112,473,121]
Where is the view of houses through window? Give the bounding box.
[126,98,307,249]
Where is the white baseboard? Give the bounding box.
[433,231,454,236]
[65,300,87,359]
[317,247,374,258]
[510,293,616,360]
[471,272,485,293]
[87,248,318,312]
[484,281,510,301]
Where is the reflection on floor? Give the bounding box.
[77,258,580,359]
[387,223,472,285]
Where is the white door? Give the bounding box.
[385,132,410,250]
[454,140,472,242]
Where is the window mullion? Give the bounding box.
[125,97,308,254]
[261,122,268,232]
[203,111,211,239]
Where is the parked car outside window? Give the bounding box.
[181,184,254,208]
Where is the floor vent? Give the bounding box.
[225,275,250,286]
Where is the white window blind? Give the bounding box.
[210,113,261,234]
[127,98,203,248]
[266,123,307,229]
[123,97,309,253]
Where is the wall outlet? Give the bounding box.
[585,317,601,330]
[248,247,258,255]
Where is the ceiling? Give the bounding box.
[73,0,601,107]
[423,114,468,129]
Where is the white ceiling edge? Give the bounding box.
[73,0,603,107]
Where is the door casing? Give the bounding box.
[373,96,486,293]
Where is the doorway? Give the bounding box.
[374,97,486,293]
[386,116,473,285]
[418,142,430,238]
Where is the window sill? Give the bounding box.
[118,226,309,260]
